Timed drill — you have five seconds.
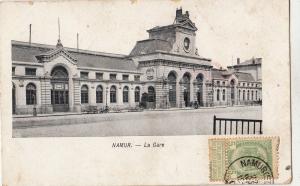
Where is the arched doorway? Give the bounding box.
[196,74,204,106]
[147,86,156,109]
[182,73,191,107]
[12,83,16,114]
[168,71,177,107]
[51,66,69,112]
[230,79,235,105]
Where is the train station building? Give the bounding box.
[11,8,262,114]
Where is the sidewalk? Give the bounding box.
[13,104,252,119]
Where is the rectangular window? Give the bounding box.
[96,73,103,80]
[110,74,117,80]
[122,75,129,81]
[134,75,140,81]
[12,67,15,76]
[25,68,36,76]
[80,72,89,79]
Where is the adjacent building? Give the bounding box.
[11,8,262,114]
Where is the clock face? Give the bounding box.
[183,37,190,51]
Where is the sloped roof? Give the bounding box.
[211,69,226,79]
[212,69,255,82]
[129,39,172,56]
[233,72,255,81]
[12,43,51,63]
[239,58,262,66]
[228,58,262,68]
[12,41,137,71]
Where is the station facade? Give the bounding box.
[11,8,262,114]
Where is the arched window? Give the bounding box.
[123,86,129,103]
[196,74,203,82]
[96,85,103,103]
[26,83,36,105]
[148,86,155,102]
[222,89,226,101]
[238,90,241,100]
[51,66,68,79]
[81,85,89,104]
[251,90,254,100]
[110,86,117,103]
[217,89,220,101]
[135,87,140,102]
[243,90,245,100]
[247,90,250,100]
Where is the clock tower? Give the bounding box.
[147,8,198,56]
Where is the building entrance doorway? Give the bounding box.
[197,91,203,106]
[12,83,16,114]
[147,86,156,109]
[168,72,177,107]
[196,74,204,106]
[182,73,191,107]
[51,66,69,112]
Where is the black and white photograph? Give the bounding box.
[12,5,262,137]
[0,1,293,186]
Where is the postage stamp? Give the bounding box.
[209,137,280,183]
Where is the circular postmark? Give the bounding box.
[224,156,274,184]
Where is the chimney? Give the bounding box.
[237,58,240,64]
[185,11,189,18]
[176,7,182,18]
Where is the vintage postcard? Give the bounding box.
[0,0,292,185]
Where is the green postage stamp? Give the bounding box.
[209,137,280,184]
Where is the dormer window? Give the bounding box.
[134,75,140,81]
[25,68,36,76]
[122,75,129,81]
[110,74,117,80]
[96,73,103,80]
[80,72,89,79]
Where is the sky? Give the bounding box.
[5,0,289,68]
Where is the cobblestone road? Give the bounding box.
[13,106,261,137]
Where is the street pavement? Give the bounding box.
[13,106,261,137]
